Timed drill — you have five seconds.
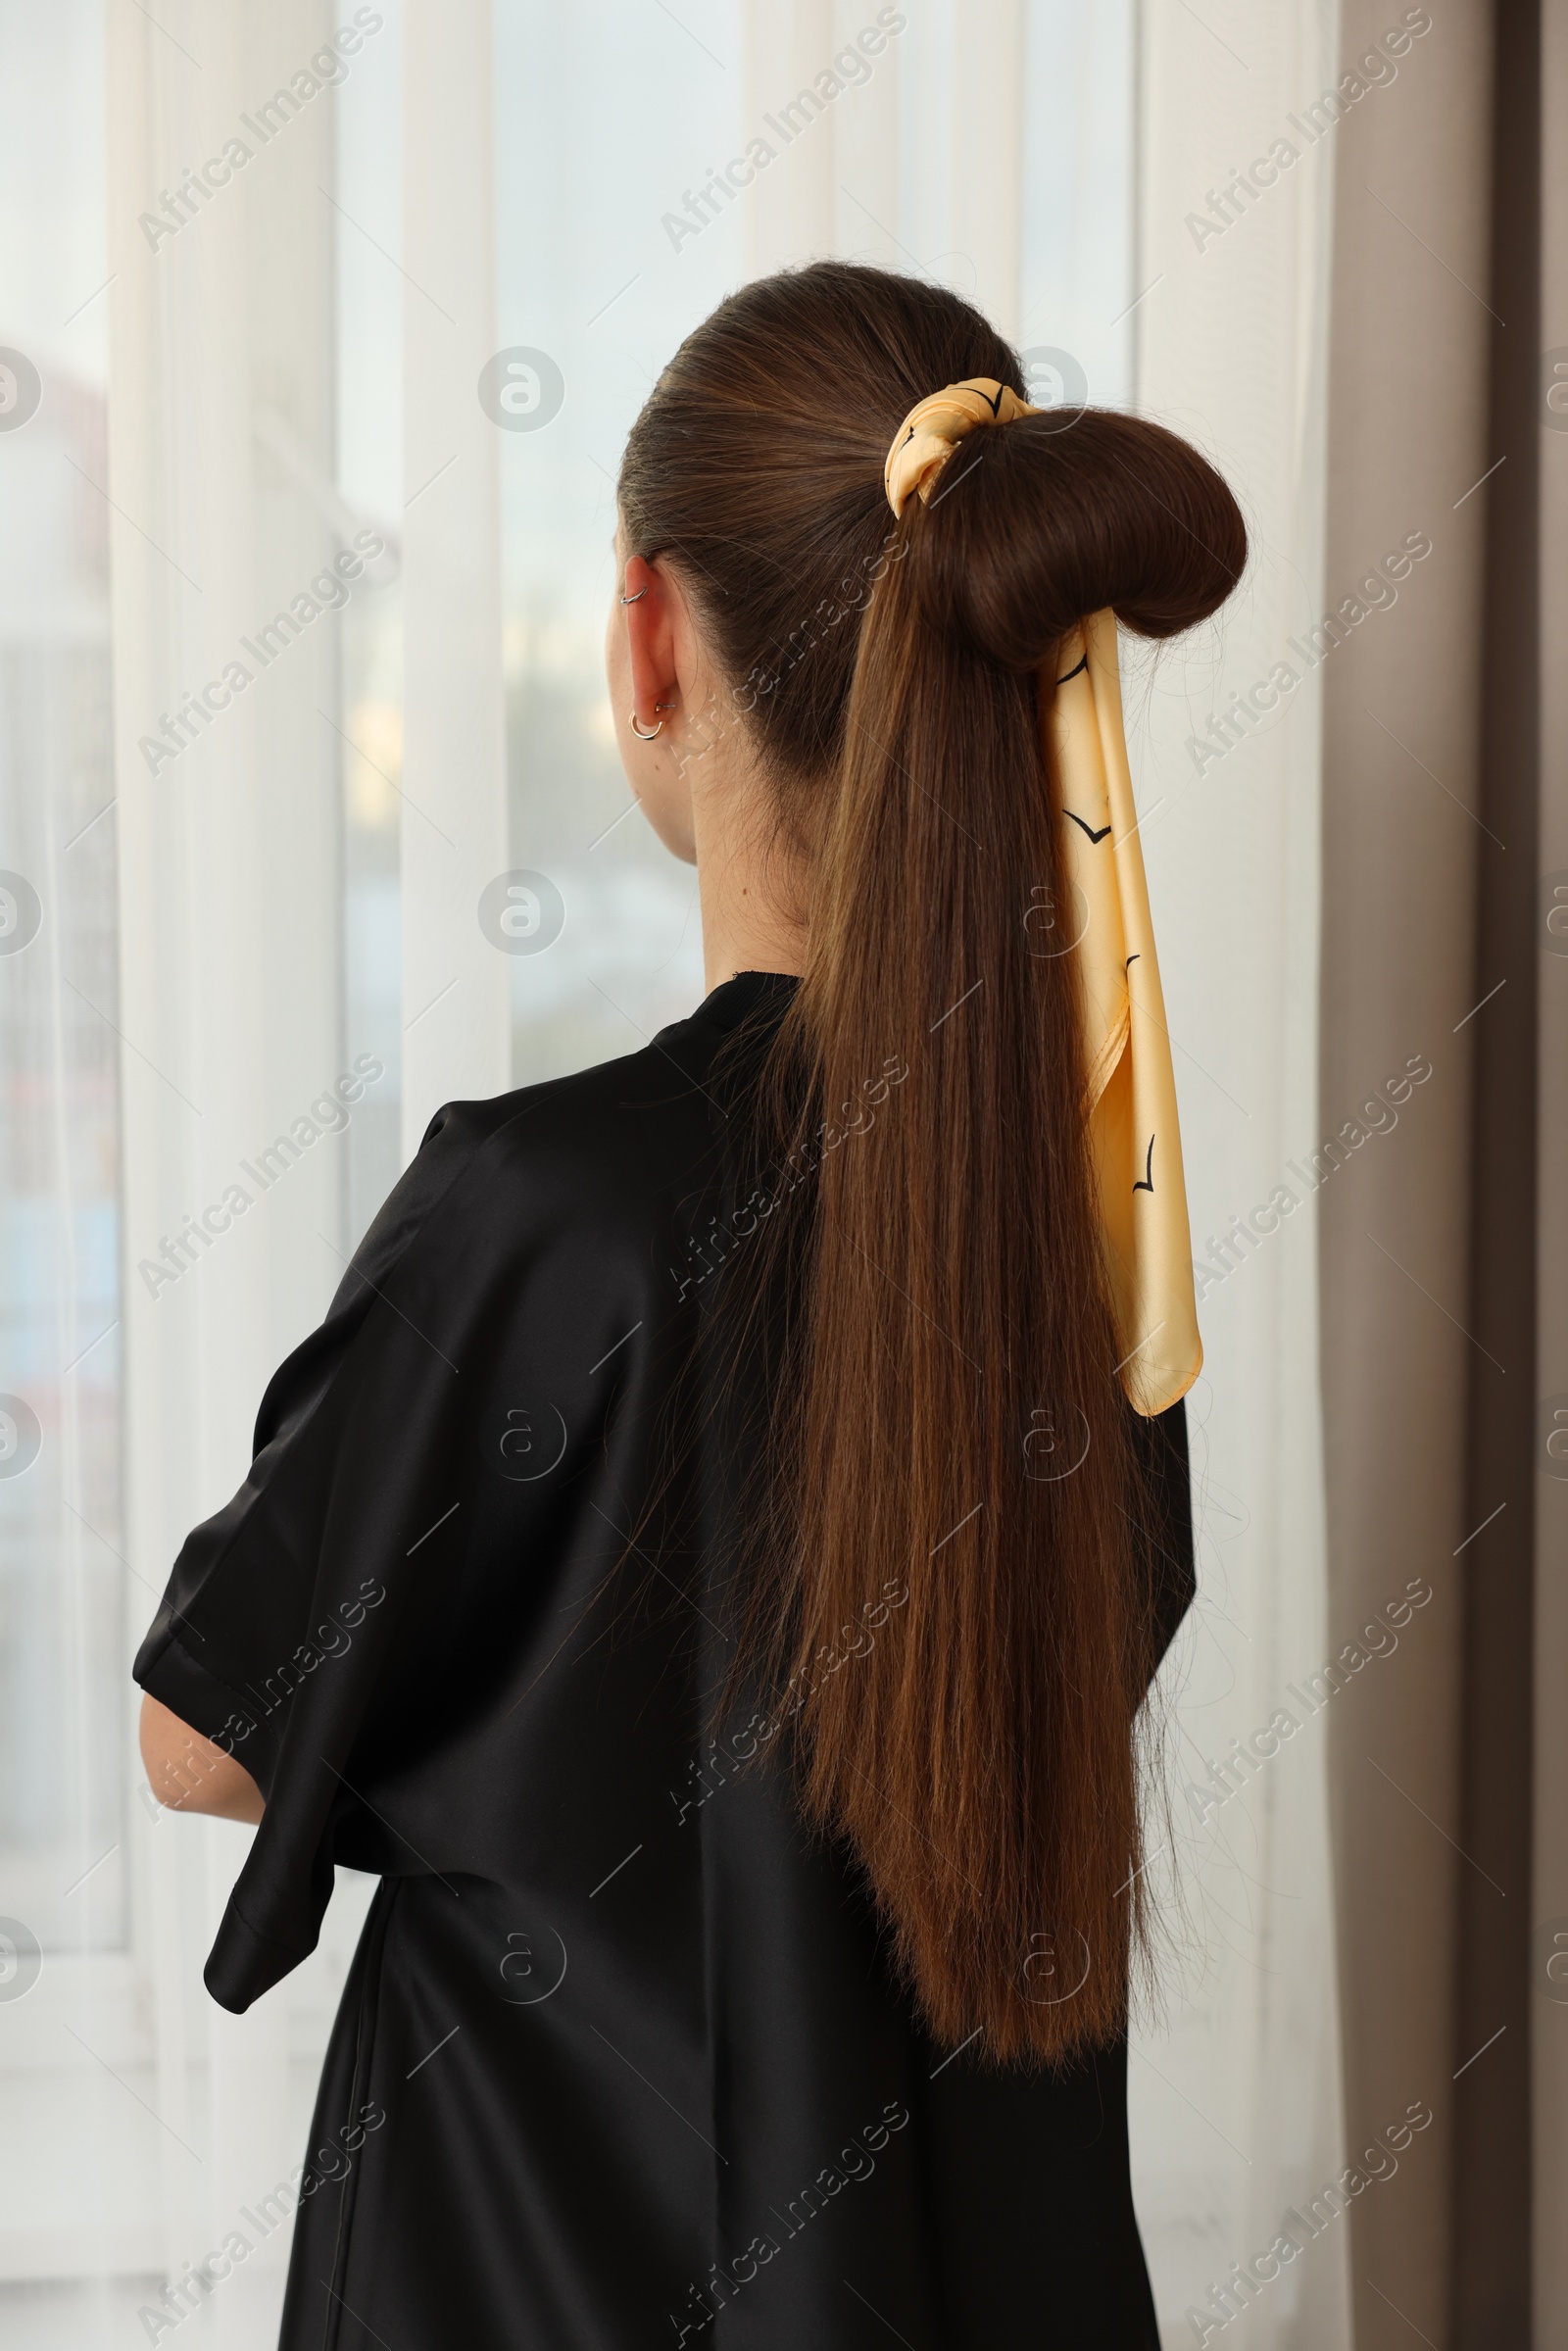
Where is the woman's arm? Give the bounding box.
[138,1692,265,1823]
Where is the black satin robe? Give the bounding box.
[134,970,1194,2350]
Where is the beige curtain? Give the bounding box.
[1534,6,1568,2339]
[1321,0,1562,2339]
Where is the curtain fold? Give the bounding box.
[1316,0,1492,2325]
[949,0,1025,338]
[399,0,509,1158]
[1455,0,1541,2331]
[1533,5,1568,2337]
[102,5,379,2335]
[740,1,838,280]
[1319,0,1559,2339]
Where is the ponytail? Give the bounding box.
[620,263,1245,2064]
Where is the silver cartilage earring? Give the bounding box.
[619,584,648,605]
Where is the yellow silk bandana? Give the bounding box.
[882,387,1201,1412]
[883,378,1037,516]
[1046,612,1201,1415]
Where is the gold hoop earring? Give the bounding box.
[629,710,662,740]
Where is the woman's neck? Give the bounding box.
[690,757,809,993]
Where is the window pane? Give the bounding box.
[492,0,739,1087]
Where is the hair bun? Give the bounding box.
[902,407,1247,671]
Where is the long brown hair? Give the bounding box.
[619,263,1245,2066]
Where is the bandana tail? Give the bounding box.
[1051,612,1203,1416]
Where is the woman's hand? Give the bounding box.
[138,1693,265,1823]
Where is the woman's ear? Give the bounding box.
[623,554,679,728]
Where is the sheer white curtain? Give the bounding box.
[400,0,509,1152]
[0,1,1349,2342]
[101,5,377,2344]
[1126,4,1351,2342]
